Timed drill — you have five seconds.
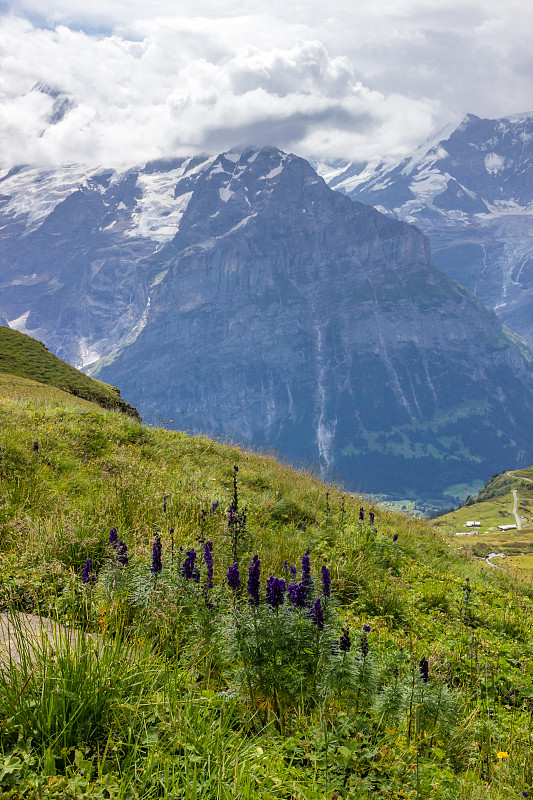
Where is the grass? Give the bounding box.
[0,326,139,417]
[2,377,533,797]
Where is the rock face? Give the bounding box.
[2,146,533,508]
[320,112,533,348]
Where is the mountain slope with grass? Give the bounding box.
[1,382,533,798]
[0,324,139,416]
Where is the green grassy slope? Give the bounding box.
[0,326,139,417]
[433,470,533,580]
[1,383,533,798]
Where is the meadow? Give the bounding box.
[1,374,533,799]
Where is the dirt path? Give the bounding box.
[0,612,56,664]
[512,489,522,530]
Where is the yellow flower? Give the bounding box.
[496,751,509,759]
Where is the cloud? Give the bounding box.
[0,0,532,167]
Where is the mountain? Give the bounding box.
[2,146,533,509]
[0,326,138,416]
[318,111,533,348]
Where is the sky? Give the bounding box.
[1,0,532,168]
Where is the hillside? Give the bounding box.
[1,380,533,797]
[0,325,139,416]
[433,468,533,579]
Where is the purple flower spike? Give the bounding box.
[393,533,399,542]
[321,565,331,598]
[151,533,163,574]
[109,527,118,547]
[227,562,241,589]
[116,541,128,567]
[302,549,312,588]
[359,507,364,521]
[419,656,429,684]
[339,627,351,652]
[181,549,199,581]
[290,565,297,576]
[311,598,324,630]
[247,555,261,606]
[82,558,95,584]
[288,582,307,608]
[369,511,375,526]
[282,560,288,571]
[33,441,39,453]
[203,540,214,588]
[266,576,286,609]
[363,624,371,633]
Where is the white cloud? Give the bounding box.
[0,0,532,167]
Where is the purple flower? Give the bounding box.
[288,582,307,608]
[419,656,429,684]
[359,507,364,521]
[203,540,214,588]
[369,511,375,526]
[282,560,288,571]
[299,523,307,532]
[339,627,351,652]
[393,533,398,542]
[200,508,207,521]
[233,465,239,472]
[247,555,261,606]
[321,565,331,598]
[266,576,286,609]
[227,562,241,590]
[363,624,371,633]
[360,633,369,658]
[33,441,39,453]
[310,598,324,630]
[82,558,95,584]
[151,533,163,574]
[116,541,128,567]
[210,501,219,514]
[290,565,297,576]
[302,549,312,588]
[181,549,200,582]
[109,527,118,547]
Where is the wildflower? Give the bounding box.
[393,533,398,542]
[359,507,364,521]
[299,523,307,532]
[287,582,307,608]
[82,558,95,584]
[496,751,509,759]
[363,624,371,633]
[116,541,129,567]
[310,598,324,630]
[234,464,239,472]
[369,511,375,526]
[181,549,200,582]
[290,565,297,576]
[151,533,163,574]
[282,560,288,571]
[200,508,207,521]
[360,633,369,658]
[203,540,214,588]
[210,501,219,513]
[266,576,286,609]
[109,527,118,547]
[302,549,312,588]
[321,565,331,598]
[419,656,429,683]
[247,554,261,606]
[227,562,241,590]
[339,627,351,652]
[33,441,39,452]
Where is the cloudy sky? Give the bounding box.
[1,0,532,168]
